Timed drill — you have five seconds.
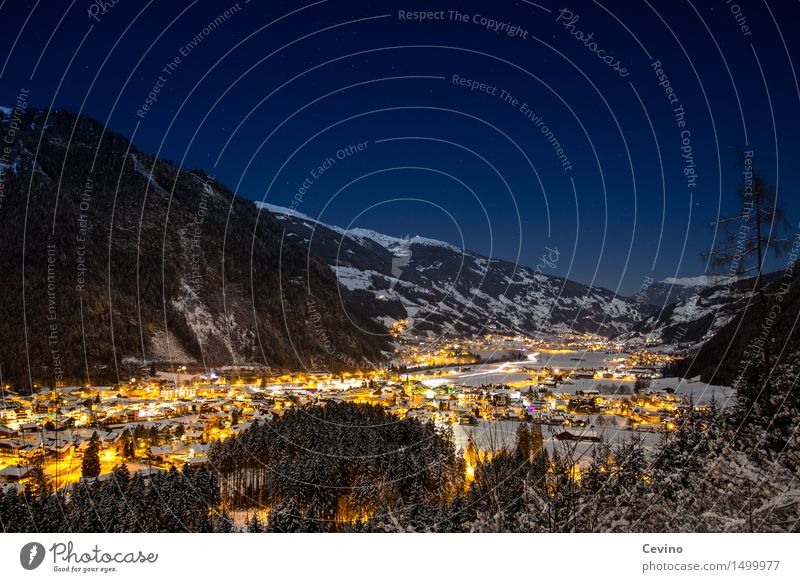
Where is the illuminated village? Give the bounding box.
[0,333,724,491]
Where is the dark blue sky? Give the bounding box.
[2,0,798,294]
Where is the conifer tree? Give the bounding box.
[82,432,101,479]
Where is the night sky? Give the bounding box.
[2,0,798,295]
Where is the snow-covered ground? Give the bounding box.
[523,350,630,369]
[421,361,534,387]
[419,352,628,387]
[661,275,731,287]
[651,376,735,406]
[418,357,734,406]
[451,419,663,465]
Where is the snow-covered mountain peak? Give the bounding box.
[256,202,318,223]
[347,228,462,254]
[259,202,463,254]
[260,203,652,338]
[660,275,732,287]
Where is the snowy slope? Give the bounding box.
[639,275,738,310]
[625,272,779,347]
[259,203,653,338]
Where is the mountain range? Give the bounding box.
[259,203,655,339]
[0,108,386,389]
[3,106,787,390]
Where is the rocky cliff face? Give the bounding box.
[0,108,388,389]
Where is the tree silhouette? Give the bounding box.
[706,149,791,291]
[82,432,101,479]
